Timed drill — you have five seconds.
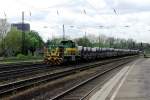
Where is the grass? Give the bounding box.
[144,52,150,58]
[0,56,43,64]
[144,55,150,58]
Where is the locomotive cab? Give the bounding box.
[60,40,78,62]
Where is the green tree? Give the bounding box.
[25,30,44,56]
[4,27,22,56]
[75,37,92,47]
[46,38,64,46]
[2,28,44,56]
[50,38,62,45]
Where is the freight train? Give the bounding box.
[44,40,139,64]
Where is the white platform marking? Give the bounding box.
[90,60,139,100]
[110,60,137,100]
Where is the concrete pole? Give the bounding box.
[22,11,25,54]
[62,24,65,41]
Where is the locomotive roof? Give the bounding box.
[61,40,74,43]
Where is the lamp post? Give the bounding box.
[62,24,65,41]
[21,11,25,54]
[98,25,104,48]
[56,10,66,41]
[21,11,32,54]
[123,25,130,49]
[43,26,54,40]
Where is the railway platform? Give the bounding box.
[90,58,150,100]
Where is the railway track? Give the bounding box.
[0,56,138,99]
[0,56,131,82]
[0,64,62,81]
[0,61,99,82]
[51,59,132,100]
[0,62,43,71]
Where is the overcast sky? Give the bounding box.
[0,0,150,43]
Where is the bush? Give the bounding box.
[16,54,27,59]
[16,53,43,60]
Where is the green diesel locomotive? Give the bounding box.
[44,40,79,64]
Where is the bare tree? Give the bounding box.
[0,18,10,56]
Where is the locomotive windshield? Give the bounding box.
[60,40,76,48]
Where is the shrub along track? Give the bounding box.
[0,56,139,100]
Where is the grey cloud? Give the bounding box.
[105,0,150,14]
